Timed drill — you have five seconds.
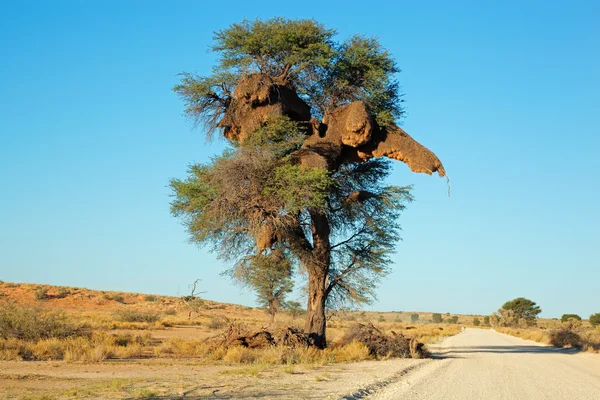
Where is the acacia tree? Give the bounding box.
[170,18,445,348]
[497,297,541,327]
[234,250,294,323]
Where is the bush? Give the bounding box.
[548,327,581,348]
[589,313,600,328]
[0,302,79,340]
[410,314,419,323]
[483,316,490,326]
[34,287,49,301]
[143,295,158,302]
[57,287,71,298]
[432,313,443,323]
[473,318,481,326]
[113,310,160,323]
[104,293,125,303]
[446,316,458,324]
[561,314,581,322]
[163,308,177,316]
[208,317,226,330]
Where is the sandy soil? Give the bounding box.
[0,357,427,399]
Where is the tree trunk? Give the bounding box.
[304,211,331,349]
[305,267,328,348]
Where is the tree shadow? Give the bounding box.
[432,345,581,359]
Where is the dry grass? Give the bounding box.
[0,281,466,365]
[496,322,600,353]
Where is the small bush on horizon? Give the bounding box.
[432,313,443,323]
[410,314,419,323]
[473,318,481,326]
[34,287,49,301]
[589,313,600,327]
[143,295,158,302]
[561,314,581,322]
[483,316,490,326]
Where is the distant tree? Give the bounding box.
[446,315,459,324]
[234,250,294,323]
[499,297,541,327]
[483,315,490,326]
[432,313,443,323]
[284,300,304,319]
[410,313,419,323]
[561,314,582,322]
[473,317,481,326]
[589,313,600,328]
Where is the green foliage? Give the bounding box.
[410,314,419,323]
[113,310,160,323]
[234,250,293,320]
[561,314,581,322]
[34,287,49,301]
[446,316,459,324]
[483,316,490,326]
[589,313,600,327]
[143,295,158,302]
[432,313,443,323]
[0,302,79,340]
[324,35,401,125]
[175,18,403,132]
[57,287,70,299]
[263,164,333,214]
[284,301,304,318]
[473,318,481,326]
[212,18,335,79]
[499,297,541,327]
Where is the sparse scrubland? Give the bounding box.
[0,281,466,399]
[0,282,463,365]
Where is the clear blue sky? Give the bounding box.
[1,1,598,318]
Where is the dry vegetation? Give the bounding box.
[0,281,469,399]
[496,319,600,353]
[0,282,466,365]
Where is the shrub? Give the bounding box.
[561,314,581,322]
[483,316,490,326]
[432,313,443,323]
[378,315,385,322]
[589,313,600,328]
[113,310,160,323]
[163,308,177,316]
[103,293,125,303]
[57,287,71,298]
[0,302,79,340]
[548,327,581,348]
[473,318,481,326]
[410,314,419,323]
[143,295,157,302]
[208,317,226,330]
[446,316,459,324]
[34,287,49,301]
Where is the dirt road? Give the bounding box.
[370,328,600,400]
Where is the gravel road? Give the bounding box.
[370,328,600,400]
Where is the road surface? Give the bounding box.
[371,328,600,400]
